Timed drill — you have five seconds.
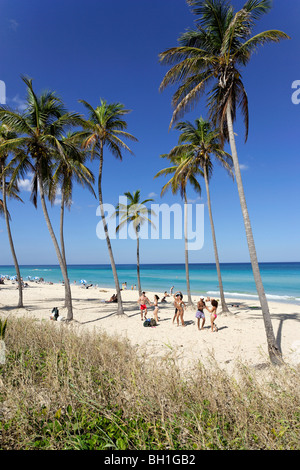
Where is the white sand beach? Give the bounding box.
[1,280,300,374]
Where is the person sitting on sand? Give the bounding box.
[205,299,218,332]
[161,291,169,303]
[173,291,185,327]
[106,293,117,303]
[195,298,206,330]
[138,292,151,321]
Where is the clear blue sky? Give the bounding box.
[0,0,299,265]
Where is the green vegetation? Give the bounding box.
[0,316,299,450]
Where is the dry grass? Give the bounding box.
[0,316,299,450]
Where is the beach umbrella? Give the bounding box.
[80,279,86,284]
[10,275,17,281]
[34,276,40,280]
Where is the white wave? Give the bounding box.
[32,269,52,271]
[206,291,300,303]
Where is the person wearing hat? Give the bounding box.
[172,291,185,326]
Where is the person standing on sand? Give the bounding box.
[195,298,206,330]
[173,291,185,327]
[153,295,159,323]
[205,299,218,332]
[138,291,151,321]
[172,291,182,323]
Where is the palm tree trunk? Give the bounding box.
[136,233,142,296]
[203,165,230,314]
[98,142,125,315]
[2,172,23,308]
[60,189,68,308]
[60,189,67,270]
[226,101,282,365]
[184,191,193,306]
[38,173,73,321]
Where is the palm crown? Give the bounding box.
[50,132,96,209]
[159,0,290,140]
[79,99,137,159]
[114,190,155,235]
[0,125,23,219]
[155,152,202,201]
[0,77,83,207]
[170,117,233,181]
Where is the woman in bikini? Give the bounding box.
[173,292,185,327]
[205,299,218,332]
[153,295,159,323]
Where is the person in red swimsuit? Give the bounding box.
[205,299,218,332]
[137,291,151,321]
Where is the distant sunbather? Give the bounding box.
[106,294,117,303]
[161,291,169,303]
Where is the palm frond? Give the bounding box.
[170,72,214,129]
[234,30,290,62]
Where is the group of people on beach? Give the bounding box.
[137,292,160,324]
[137,290,219,332]
[121,282,137,290]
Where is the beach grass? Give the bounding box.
[0,316,299,450]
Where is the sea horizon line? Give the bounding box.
[1,261,300,268]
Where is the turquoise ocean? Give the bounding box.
[1,262,299,305]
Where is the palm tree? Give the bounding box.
[0,77,82,321]
[113,190,155,296]
[169,117,233,314]
[0,123,24,308]
[155,153,203,306]
[50,132,96,272]
[78,99,138,315]
[158,0,289,363]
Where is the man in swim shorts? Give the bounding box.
[138,291,151,320]
[195,298,206,330]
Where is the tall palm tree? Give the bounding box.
[158,0,289,363]
[0,124,24,307]
[155,153,203,306]
[50,132,96,272]
[170,117,233,313]
[113,190,155,296]
[0,77,82,321]
[78,99,138,315]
